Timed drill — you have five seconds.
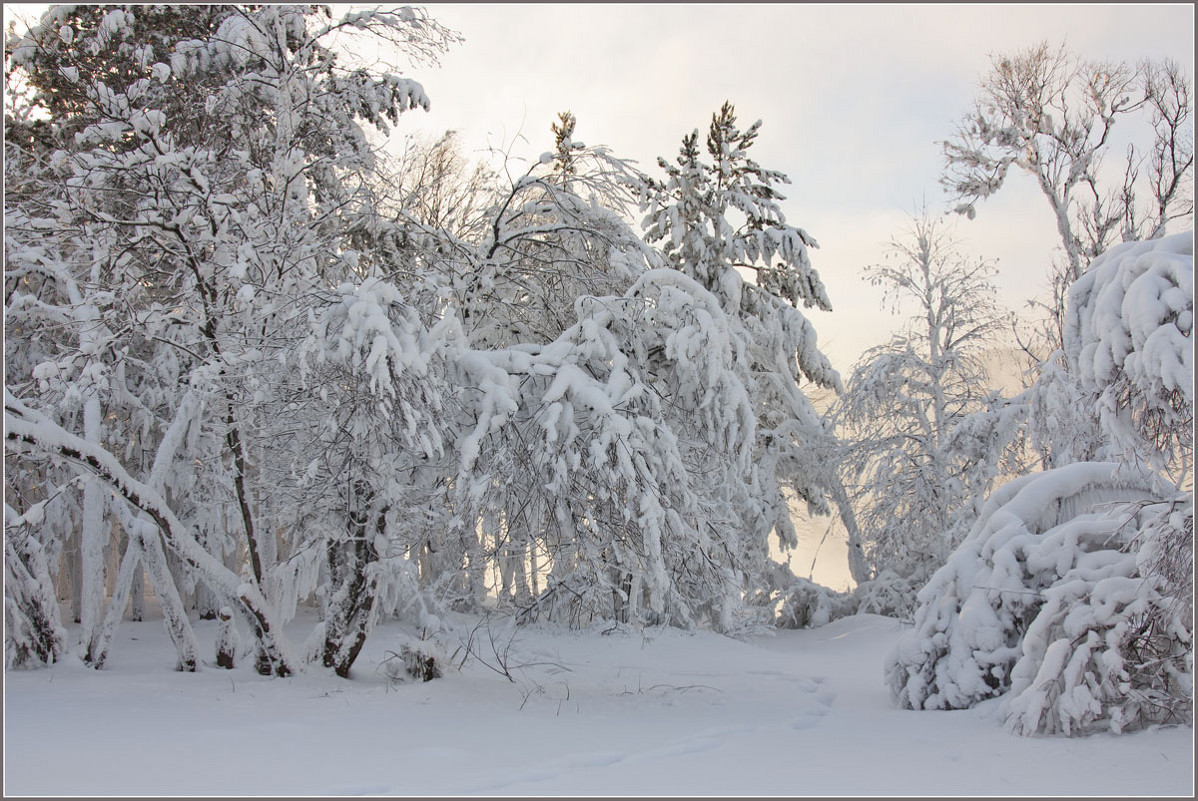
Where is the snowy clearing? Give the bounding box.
[4,611,1192,797]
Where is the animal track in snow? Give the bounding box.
[789,681,836,730]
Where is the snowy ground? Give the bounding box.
[4,610,1193,797]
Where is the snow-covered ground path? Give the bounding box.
[4,612,1192,796]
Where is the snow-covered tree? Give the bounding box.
[943,42,1193,281]
[1065,233,1193,481]
[291,279,450,676]
[831,214,1013,615]
[448,267,762,631]
[401,111,777,629]
[942,42,1193,362]
[640,102,847,601]
[379,115,666,616]
[5,4,459,675]
[453,112,656,348]
[887,232,1193,735]
[381,129,502,243]
[378,108,818,631]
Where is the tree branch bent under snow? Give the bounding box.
[4,392,296,676]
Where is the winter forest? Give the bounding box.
[3,4,1194,796]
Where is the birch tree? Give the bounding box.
[942,42,1193,358]
[831,213,1012,614]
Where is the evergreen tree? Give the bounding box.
[641,102,848,598]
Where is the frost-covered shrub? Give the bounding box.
[380,635,457,683]
[775,578,856,629]
[852,570,923,620]
[885,463,1191,734]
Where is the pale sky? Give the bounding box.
[387,3,1195,373]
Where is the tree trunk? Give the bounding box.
[322,542,378,677]
[465,523,487,610]
[66,529,83,624]
[129,552,145,621]
[321,485,381,678]
[828,476,872,586]
[216,607,238,669]
[85,532,142,668]
[127,515,200,672]
[80,395,107,649]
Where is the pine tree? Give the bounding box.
[641,102,846,599]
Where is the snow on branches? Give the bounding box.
[1065,232,1194,475]
[4,3,456,676]
[885,463,1189,735]
[831,214,1009,609]
[452,271,760,631]
[4,501,69,669]
[5,7,848,676]
[639,102,841,598]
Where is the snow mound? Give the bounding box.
[885,462,1192,735]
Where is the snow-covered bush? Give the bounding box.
[852,570,924,620]
[886,461,1190,734]
[380,634,458,684]
[775,577,856,629]
[1000,496,1193,735]
[891,462,1159,713]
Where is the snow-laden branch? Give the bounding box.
[4,390,297,676]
